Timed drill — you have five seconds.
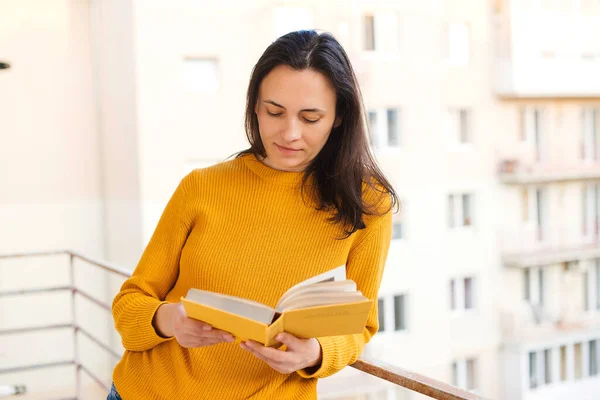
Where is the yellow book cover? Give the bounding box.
[181,265,373,346]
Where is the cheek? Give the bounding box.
[306,126,332,148]
[257,115,279,138]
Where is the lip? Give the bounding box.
[274,143,301,152]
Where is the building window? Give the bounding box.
[529,351,538,389]
[377,298,385,332]
[363,13,402,53]
[452,358,477,390]
[464,277,474,309]
[183,58,219,93]
[394,294,407,331]
[520,107,545,161]
[378,294,408,333]
[448,193,475,228]
[524,266,545,307]
[521,187,530,222]
[368,108,401,148]
[596,260,600,310]
[535,188,547,241]
[392,222,403,240]
[560,345,567,381]
[543,349,552,384]
[582,184,599,238]
[581,108,599,162]
[466,359,476,390]
[446,23,470,66]
[364,15,375,50]
[387,108,400,147]
[445,109,471,145]
[368,111,378,147]
[585,268,590,311]
[590,340,599,376]
[524,268,531,301]
[392,203,406,240]
[450,277,476,311]
[575,343,583,379]
[529,349,553,388]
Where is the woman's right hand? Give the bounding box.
[153,302,235,348]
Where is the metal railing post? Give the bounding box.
[70,253,81,399]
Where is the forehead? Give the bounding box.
[259,65,336,109]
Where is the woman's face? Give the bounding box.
[255,65,341,172]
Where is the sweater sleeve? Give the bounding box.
[112,172,196,351]
[297,206,392,379]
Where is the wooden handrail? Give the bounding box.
[0,250,490,400]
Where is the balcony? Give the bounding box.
[492,2,600,98]
[500,303,600,344]
[497,159,600,185]
[498,224,600,268]
[0,250,486,400]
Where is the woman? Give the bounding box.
[109,30,398,400]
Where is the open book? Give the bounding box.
[181,265,373,346]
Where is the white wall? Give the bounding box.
[0,0,106,393]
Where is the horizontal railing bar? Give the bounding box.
[0,249,68,259]
[79,363,110,393]
[0,285,72,297]
[69,250,131,278]
[77,326,122,359]
[0,360,74,374]
[0,323,73,336]
[74,288,111,312]
[352,356,489,400]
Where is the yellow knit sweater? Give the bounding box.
[111,154,392,400]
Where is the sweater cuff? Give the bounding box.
[297,336,337,379]
[131,299,174,350]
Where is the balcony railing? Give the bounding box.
[498,223,600,268]
[500,303,600,344]
[497,159,600,184]
[0,250,487,400]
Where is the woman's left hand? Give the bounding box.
[240,333,322,374]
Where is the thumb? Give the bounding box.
[276,332,301,350]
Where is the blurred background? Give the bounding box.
[1,0,600,399]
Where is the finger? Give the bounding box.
[182,323,234,341]
[244,340,289,364]
[182,337,223,348]
[183,318,212,332]
[274,333,301,350]
[241,343,287,370]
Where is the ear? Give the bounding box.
[333,115,343,128]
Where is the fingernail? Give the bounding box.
[223,334,234,342]
[202,325,212,331]
[276,334,283,341]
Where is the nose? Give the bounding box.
[281,117,302,142]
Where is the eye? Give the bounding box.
[303,118,319,124]
[267,110,283,117]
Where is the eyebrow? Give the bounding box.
[263,99,325,113]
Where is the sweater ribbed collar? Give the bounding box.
[241,153,309,187]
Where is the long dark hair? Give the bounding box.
[238,30,398,237]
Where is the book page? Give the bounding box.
[185,289,276,325]
[279,265,346,301]
[279,291,367,312]
[275,280,356,312]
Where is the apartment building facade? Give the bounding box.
[1,0,600,399]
